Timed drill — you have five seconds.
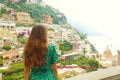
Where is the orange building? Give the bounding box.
[2,50,22,66]
[42,15,53,24]
[2,50,19,59]
[11,0,18,3]
[117,50,120,65]
[6,0,18,3]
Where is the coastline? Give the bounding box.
[87,35,118,55]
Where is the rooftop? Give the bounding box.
[3,50,19,55]
[65,66,120,80]
[62,52,79,57]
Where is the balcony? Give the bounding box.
[65,66,120,80]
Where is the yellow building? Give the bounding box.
[0,29,12,38]
[15,12,33,24]
[104,46,113,60]
[0,28,17,47]
[2,14,16,22]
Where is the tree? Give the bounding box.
[0,55,2,59]
[88,59,99,68]
[2,46,11,50]
[0,62,24,80]
[59,41,73,52]
[48,28,54,31]
[19,0,26,4]
[90,44,98,53]
[0,54,3,66]
[0,0,4,3]
[5,3,67,24]
[17,37,25,44]
[79,33,87,40]
[76,31,87,40]
[1,8,7,14]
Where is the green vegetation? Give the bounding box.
[16,23,26,27]
[79,33,87,40]
[0,55,3,66]
[86,59,99,72]
[0,62,24,80]
[2,46,11,50]
[0,56,101,79]
[0,1,100,80]
[3,1,66,24]
[19,0,26,4]
[17,36,25,44]
[58,40,73,52]
[76,31,98,53]
[76,30,87,40]
[61,24,72,29]
[0,7,7,17]
[90,44,98,53]
[59,55,101,72]
[0,0,4,3]
[0,62,24,73]
[0,7,7,14]
[16,23,35,27]
[48,28,54,31]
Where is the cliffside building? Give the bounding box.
[42,15,53,24]
[6,0,18,3]
[0,18,16,30]
[26,0,42,3]
[0,28,17,48]
[15,12,33,24]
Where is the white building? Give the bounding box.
[61,52,80,61]
[26,0,42,3]
[16,27,31,34]
[0,3,5,8]
[0,18,16,30]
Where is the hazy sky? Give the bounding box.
[44,0,120,37]
[43,0,120,55]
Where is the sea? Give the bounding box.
[68,19,119,56]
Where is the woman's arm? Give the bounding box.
[24,61,30,80]
[52,64,58,80]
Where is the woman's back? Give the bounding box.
[24,25,58,80]
[29,44,58,80]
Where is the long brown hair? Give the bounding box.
[23,24,48,68]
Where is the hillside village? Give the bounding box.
[0,0,119,80]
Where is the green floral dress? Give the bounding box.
[29,44,58,80]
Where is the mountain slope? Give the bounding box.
[0,0,67,24]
